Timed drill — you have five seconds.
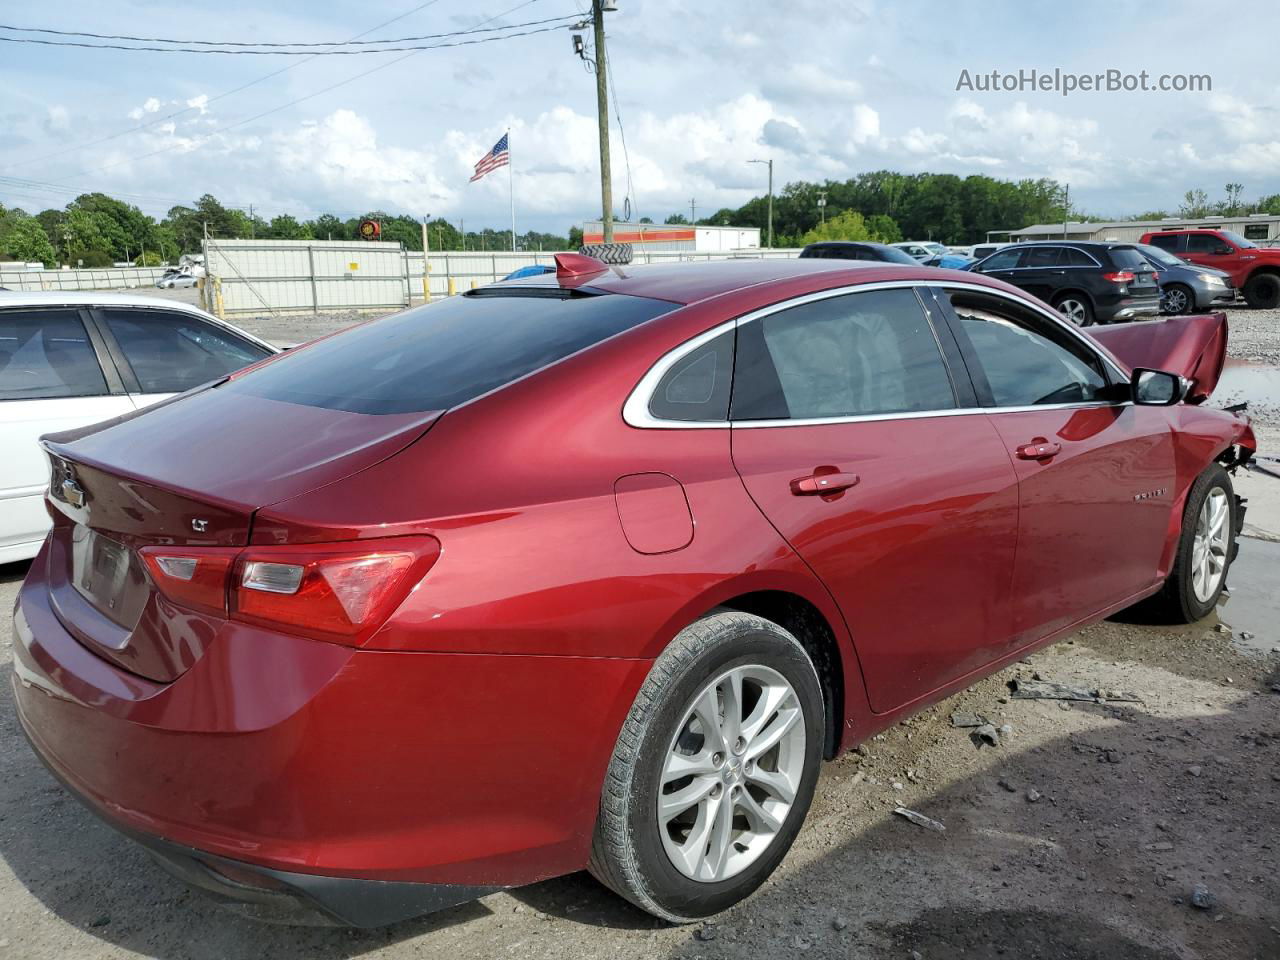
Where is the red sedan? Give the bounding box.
[12,255,1256,927]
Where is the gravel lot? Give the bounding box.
[0,290,1277,959]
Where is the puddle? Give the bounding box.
[1222,538,1280,655]
[1215,359,1280,408]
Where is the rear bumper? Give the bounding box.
[12,546,650,924]
[1100,296,1161,322]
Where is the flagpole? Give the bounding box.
[507,128,516,252]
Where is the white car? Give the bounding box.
[156,273,199,289]
[0,291,277,563]
[890,241,948,261]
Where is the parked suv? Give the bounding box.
[1133,243,1234,315]
[969,241,1160,326]
[1139,228,1280,309]
[798,241,919,264]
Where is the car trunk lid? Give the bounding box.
[1087,311,1228,401]
[40,386,441,682]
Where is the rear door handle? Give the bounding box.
[1015,439,1061,461]
[791,471,860,496]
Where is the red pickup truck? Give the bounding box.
[1140,228,1280,309]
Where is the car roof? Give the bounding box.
[494,257,1000,306]
[1013,240,1130,250]
[0,290,277,351]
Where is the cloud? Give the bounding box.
[45,105,70,134]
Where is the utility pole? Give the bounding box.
[689,198,697,224]
[421,216,432,303]
[818,190,828,226]
[592,0,614,242]
[748,158,774,248]
[1062,183,1070,238]
[249,204,255,238]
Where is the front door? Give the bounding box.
[728,286,1020,714]
[938,287,1176,644]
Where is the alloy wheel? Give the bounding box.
[1057,299,1088,326]
[1191,488,1229,603]
[658,665,806,883]
[1163,287,1189,314]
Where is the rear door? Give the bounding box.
[91,307,273,409]
[1014,245,1067,302]
[729,285,1020,713]
[937,286,1175,645]
[0,307,133,560]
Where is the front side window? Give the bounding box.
[100,309,271,394]
[731,288,956,421]
[946,291,1108,407]
[1186,233,1228,254]
[0,309,107,401]
[978,248,1023,271]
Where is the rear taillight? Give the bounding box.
[140,546,239,617]
[1103,271,1135,283]
[141,537,440,644]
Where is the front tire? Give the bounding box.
[1150,464,1236,623]
[1243,272,1280,310]
[589,611,824,922]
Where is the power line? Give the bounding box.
[0,21,572,55]
[0,14,576,48]
[45,0,549,186]
[4,0,448,171]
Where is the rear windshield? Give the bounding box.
[223,290,676,414]
[1108,247,1150,270]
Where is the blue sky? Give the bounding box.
[2,0,1277,234]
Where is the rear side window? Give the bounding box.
[226,292,676,415]
[1147,234,1182,252]
[0,309,107,400]
[1063,247,1097,266]
[731,288,956,420]
[1024,246,1064,267]
[649,331,733,422]
[101,309,272,394]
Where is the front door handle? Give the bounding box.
[791,471,860,496]
[1015,439,1061,461]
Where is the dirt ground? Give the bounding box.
[0,293,1277,959]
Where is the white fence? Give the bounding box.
[203,239,413,315]
[5,243,804,315]
[0,265,167,291]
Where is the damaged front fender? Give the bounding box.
[1088,312,1228,403]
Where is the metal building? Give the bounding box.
[1007,214,1280,245]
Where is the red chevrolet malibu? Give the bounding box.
[12,256,1256,927]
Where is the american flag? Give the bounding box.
[470,133,510,182]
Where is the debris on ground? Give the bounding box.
[972,724,1001,747]
[694,925,717,941]
[893,806,946,832]
[949,711,988,728]
[1191,883,1217,910]
[1026,788,1042,803]
[1007,677,1141,703]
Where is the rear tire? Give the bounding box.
[1243,272,1280,310]
[1149,464,1236,623]
[589,611,824,922]
[1053,293,1095,327]
[1162,283,1194,315]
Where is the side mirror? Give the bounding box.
[1213,245,1233,256]
[1131,368,1186,406]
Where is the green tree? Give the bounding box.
[2,216,58,266]
[568,225,583,249]
[69,193,154,260]
[664,213,689,225]
[865,214,902,244]
[63,208,116,264]
[799,209,874,245]
[309,213,346,240]
[1179,189,1211,218]
[134,250,164,266]
[268,214,311,240]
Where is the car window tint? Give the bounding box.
[731,288,956,420]
[1024,246,1064,267]
[101,309,271,394]
[978,248,1023,270]
[1186,234,1221,254]
[1147,234,1181,252]
[1063,247,1096,267]
[946,293,1108,406]
[1108,247,1148,270]
[0,309,107,401]
[224,291,675,415]
[649,330,733,422]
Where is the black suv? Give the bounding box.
[798,241,920,265]
[969,241,1160,326]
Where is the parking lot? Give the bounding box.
[0,293,1276,960]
